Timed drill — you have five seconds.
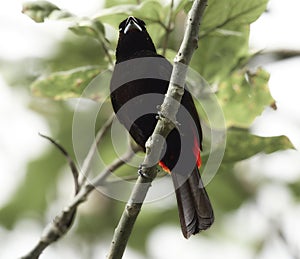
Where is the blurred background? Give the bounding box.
[0,0,300,258]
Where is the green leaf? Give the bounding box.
[46,37,107,71]
[93,5,137,28]
[132,0,164,22]
[183,1,192,13]
[289,181,300,200]
[190,0,268,83]
[201,0,269,36]
[22,1,73,23]
[31,66,103,100]
[223,128,295,163]
[0,149,64,228]
[157,48,177,61]
[192,24,249,83]
[104,0,137,8]
[217,68,273,128]
[69,19,106,40]
[209,163,250,211]
[174,0,190,15]
[94,1,165,29]
[92,1,168,49]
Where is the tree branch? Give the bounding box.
[106,1,208,258]
[21,117,136,259]
[39,133,80,194]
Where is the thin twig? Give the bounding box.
[21,115,136,259]
[106,171,167,184]
[39,133,80,194]
[106,1,208,258]
[100,39,114,67]
[21,146,136,259]
[90,144,141,187]
[162,0,174,56]
[145,18,169,31]
[79,114,115,186]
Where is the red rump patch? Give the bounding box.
[192,127,202,168]
[193,135,202,168]
[158,161,171,174]
[158,134,202,173]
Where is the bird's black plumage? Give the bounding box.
[110,16,214,238]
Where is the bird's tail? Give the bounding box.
[171,167,214,238]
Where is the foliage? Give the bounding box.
[1,0,295,255]
[31,66,101,100]
[22,0,73,22]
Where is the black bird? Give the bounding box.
[110,16,214,238]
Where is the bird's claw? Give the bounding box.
[156,111,164,120]
[138,164,152,179]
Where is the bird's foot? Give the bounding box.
[138,164,152,179]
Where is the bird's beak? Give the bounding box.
[124,16,143,34]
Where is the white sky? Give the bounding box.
[0,0,300,258]
[250,0,300,51]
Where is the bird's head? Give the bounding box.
[119,16,146,34]
[116,16,156,62]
